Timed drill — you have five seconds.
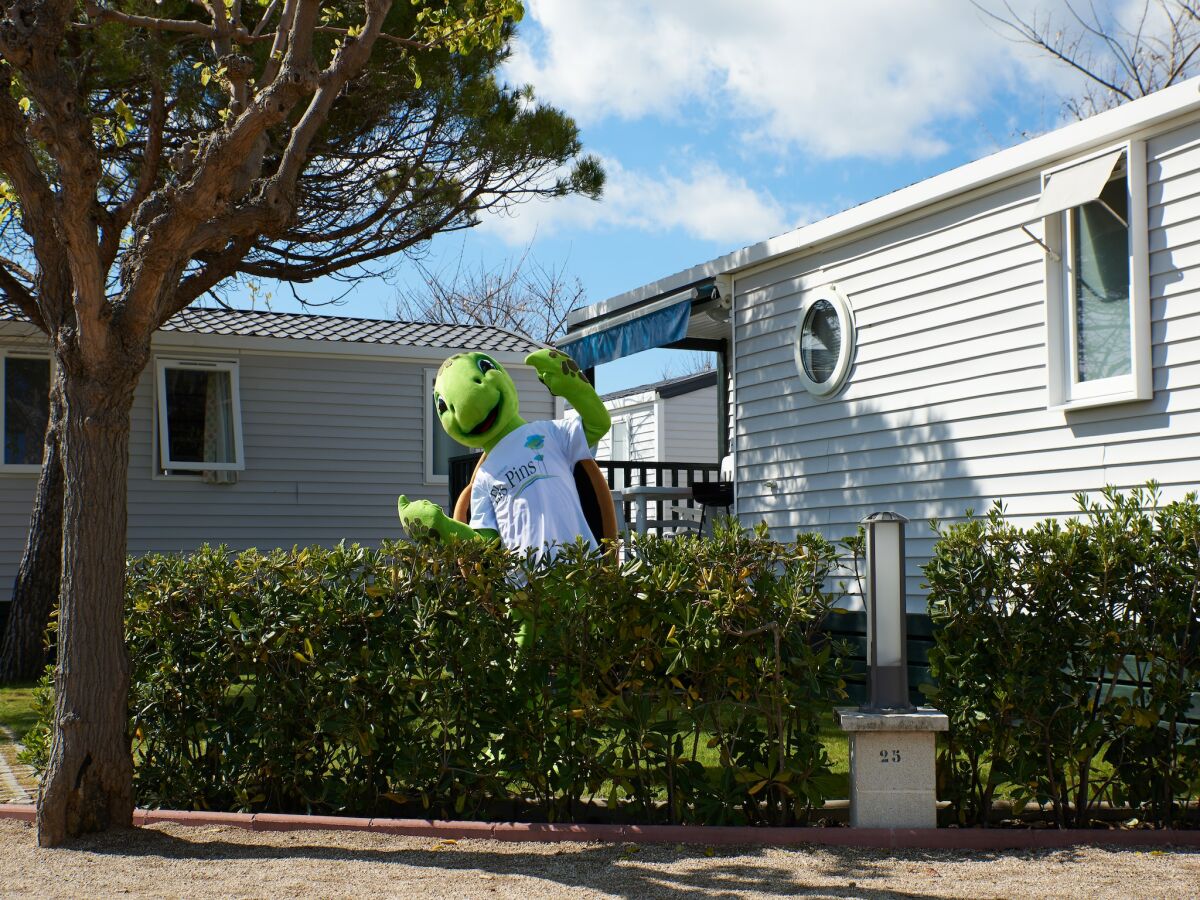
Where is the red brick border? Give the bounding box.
[0,804,33,824]
[2,802,1198,849]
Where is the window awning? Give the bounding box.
[558,294,692,369]
[1033,149,1124,219]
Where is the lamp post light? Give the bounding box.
[862,511,911,712]
[840,510,946,829]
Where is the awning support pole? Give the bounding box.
[1021,224,1061,262]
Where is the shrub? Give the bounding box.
[924,484,1200,827]
[27,522,850,825]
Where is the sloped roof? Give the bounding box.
[0,302,543,354]
[601,369,718,402]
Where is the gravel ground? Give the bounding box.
[1,820,1199,899]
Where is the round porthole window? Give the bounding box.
[794,285,855,397]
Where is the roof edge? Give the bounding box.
[601,368,718,402]
[579,76,1200,322]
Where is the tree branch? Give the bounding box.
[82,2,219,40]
[0,261,45,330]
[0,73,70,329]
[170,237,254,312]
[101,85,167,271]
[4,0,112,361]
[268,0,394,218]
[0,254,33,283]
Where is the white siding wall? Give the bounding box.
[0,338,553,600]
[590,385,720,464]
[735,119,1200,610]
[593,392,657,461]
[661,384,720,464]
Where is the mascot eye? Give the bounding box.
[435,395,448,415]
[477,357,497,375]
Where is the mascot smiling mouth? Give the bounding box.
[469,399,501,436]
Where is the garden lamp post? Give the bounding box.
[862,511,912,712]
[838,510,945,829]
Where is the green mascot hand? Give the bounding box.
[397,495,481,542]
[524,349,610,447]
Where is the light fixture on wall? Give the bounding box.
[862,511,911,711]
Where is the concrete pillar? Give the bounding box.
[837,708,949,829]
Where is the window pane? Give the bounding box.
[165,368,236,464]
[800,299,841,383]
[611,420,630,460]
[431,410,456,477]
[1073,178,1130,382]
[4,357,50,465]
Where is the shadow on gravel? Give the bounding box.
[65,825,1178,899]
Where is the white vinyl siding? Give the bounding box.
[0,338,553,599]
[660,384,720,464]
[594,394,657,461]
[589,383,719,465]
[734,117,1200,611]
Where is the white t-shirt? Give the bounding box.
[470,419,598,557]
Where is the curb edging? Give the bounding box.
[2,803,1198,849]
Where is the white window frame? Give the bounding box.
[1042,140,1151,410]
[609,416,631,460]
[155,357,245,473]
[0,349,52,474]
[424,367,452,485]
[794,282,856,398]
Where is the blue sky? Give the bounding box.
[253,1,1141,392]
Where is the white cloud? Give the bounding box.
[486,1,1180,246]
[480,157,807,246]
[506,0,1095,160]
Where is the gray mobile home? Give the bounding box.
[585,370,720,465]
[0,306,548,604]
[563,78,1200,610]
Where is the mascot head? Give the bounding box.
[432,352,525,451]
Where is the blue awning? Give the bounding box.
[558,297,691,369]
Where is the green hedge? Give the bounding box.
[28,524,851,825]
[925,484,1200,828]
[31,484,1194,828]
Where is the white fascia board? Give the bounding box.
[0,321,44,344]
[150,330,535,366]
[149,330,536,367]
[576,77,1200,323]
[0,319,536,367]
[603,392,656,413]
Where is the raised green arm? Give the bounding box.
[525,349,611,446]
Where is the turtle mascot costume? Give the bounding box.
[396,349,611,554]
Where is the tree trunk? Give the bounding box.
[0,383,64,684]
[37,366,136,847]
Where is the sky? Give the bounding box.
[251,0,1153,392]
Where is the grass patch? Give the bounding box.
[0,682,38,742]
[592,712,851,806]
[820,713,850,797]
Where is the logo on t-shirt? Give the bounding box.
[501,437,555,501]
